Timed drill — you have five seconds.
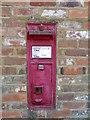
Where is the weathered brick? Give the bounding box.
[3,38,26,47]
[16,48,26,55]
[57,77,75,85]
[47,109,70,118]
[65,49,88,56]
[71,110,88,117]
[79,40,88,48]
[75,94,88,101]
[84,2,90,7]
[41,9,67,18]
[2,111,20,118]
[2,67,16,75]
[3,18,25,27]
[11,102,27,109]
[69,9,88,18]
[0,67,2,75]
[63,102,86,109]
[21,111,28,118]
[63,85,88,92]
[76,58,88,65]
[63,67,83,75]
[37,110,46,118]
[0,112,2,118]
[2,85,26,94]
[0,57,1,65]
[66,31,88,39]
[60,21,82,29]
[2,47,14,56]
[2,93,27,102]
[30,0,56,6]
[0,7,10,17]
[2,103,9,110]
[2,28,17,37]
[14,8,33,16]
[2,75,26,84]
[2,85,15,94]
[84,22,90,29]
[58,40,77,48]
[1,1,26,6]
[58,50,63,57]
[16,65,26,75]
[57,93,74,101]
[76,76,88,84]
[77,67,83,74]
[60,1,81,7]
[17,28,25,38]
[3,57,26,65]
[15,86,26,93]
[64,67,76,75]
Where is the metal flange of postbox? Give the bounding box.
[27,23,56,109]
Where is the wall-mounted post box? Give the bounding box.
[27,23,56,109]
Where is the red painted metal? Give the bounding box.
[27,23,56,109]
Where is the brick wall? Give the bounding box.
[1,0,89,119]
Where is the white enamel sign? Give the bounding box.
[32,46,52,58]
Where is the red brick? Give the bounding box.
[1,1,26,6]
[16,48,26,55]
[58,40,77,48]
[65,49,88,56]
[88,83,90,92]
[3,18,24,27]
[63,102,86,109]
[79,40,88,48]
[2,28,17,37]
[47,109,70,117]
[3,57,25,65]
[57,93,74,101]
[0,7,10,17]
[63,85,88,92]
[14,8,33,16]
[64,67,76,75]
[2,93,27,102]
[2,111,20,118]
[2,47,14,56]
[2,67,16,75]
[77,67,83,74]
[0,67,2,75]
[64,67,83,75]
[84,2,90,7]
[0,112,2,118]
[17,28,25,38]
[84,22,90,29]
[58,50,63,57]
[30,0,56,6]
[69,9,88,18]
[3,38,26,47]
[76,58,88,65]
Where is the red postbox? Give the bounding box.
[27,23,56,109]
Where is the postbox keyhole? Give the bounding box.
[34,87,42,94]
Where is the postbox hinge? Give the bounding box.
[56,68,57,74]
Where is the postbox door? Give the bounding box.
[27,23,56,109]
[31,64,52,105]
